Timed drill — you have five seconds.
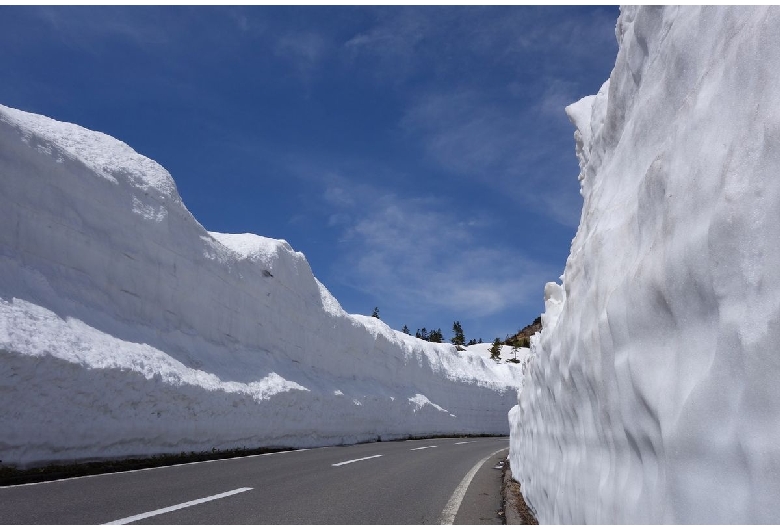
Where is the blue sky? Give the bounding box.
[0,6,619,343]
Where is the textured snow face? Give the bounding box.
[509,6,780,524]
[0,104,179,200]
[0,103,525,468]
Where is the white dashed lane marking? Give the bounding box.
[331,455,383,467]
[103,487,253,525]
[410,445,437,451]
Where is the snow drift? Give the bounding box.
[0,103,523,468]
[509,5,780,524]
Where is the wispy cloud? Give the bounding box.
[34,6,179,53]
[323,182,356,208]
[535,79,581,122]
[317,178,549,321]
[343,8,431,83]
[339,6,618,229]
[32,7,334,85]
[274,31,329,80]
[399,88,587,227]
[401,90,522,178]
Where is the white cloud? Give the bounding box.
[324,184,356,208]
[274,31,328,79]
[36,6,172,52]
[328,213,351,227]
[399,84,593,229]
[401,90,521,177]
[227,10,250,33]
[536,79,581,121]
[273,155,564,326]
[335,6,617,230]
[343,8,430,82]
[326,187,548,319]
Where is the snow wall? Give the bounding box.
[509,5,780,524]
[0,103,525,468]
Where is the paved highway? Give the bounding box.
[0,437,509,524]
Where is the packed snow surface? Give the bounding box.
[0,104,526,468]
[509,6,780,524]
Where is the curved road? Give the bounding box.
[0,437,510,524]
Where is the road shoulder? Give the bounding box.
[452,449,508,524]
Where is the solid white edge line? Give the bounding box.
[103,487,253,525]
[438,447,506,525]
[331,454,383,467]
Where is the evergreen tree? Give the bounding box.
[508,342,521,363]
[429,328,443,343]
[451,321,465,346]
[371,307,380,319]
[489,337,502,362]
[420,327,428,341]
[402,324,410,335]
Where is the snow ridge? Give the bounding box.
[0,103,525,468]
[0,104,179,200]
[509,6,780,524]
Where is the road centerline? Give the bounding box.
[103,487,253,525]
[410,445,437,451]
[331,455,382,467]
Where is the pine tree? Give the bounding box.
[508,342,521,363]
[489,337,502,362]
[451,321,465,346]
[371,307,380,319]
[402,325,410,335]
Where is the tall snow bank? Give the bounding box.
[509,6,780,524]
[0,104,524,468]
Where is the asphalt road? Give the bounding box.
[0,437,510,525]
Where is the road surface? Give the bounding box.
[0,436,509,524]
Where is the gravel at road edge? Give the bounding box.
[502,459,538,525]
